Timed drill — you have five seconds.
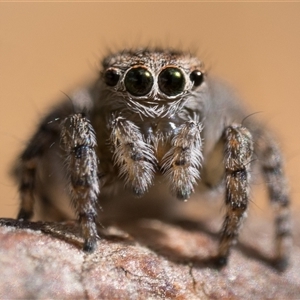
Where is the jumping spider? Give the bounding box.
[13,48,291,267]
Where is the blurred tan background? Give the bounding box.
[1,3,300,219]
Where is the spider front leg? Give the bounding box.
[162,120,203,200]
[217,124,253,265]
[109,116,156,196]
[61,113,99,252]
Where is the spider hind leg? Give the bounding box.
[14,116,60,221]
[257,131,291,268]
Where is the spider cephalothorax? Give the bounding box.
[100,49,205,118]
[13,47,291,268]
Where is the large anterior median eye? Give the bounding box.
[158,67,186,96]
[124,67,154,96]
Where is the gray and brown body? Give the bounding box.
[12,48,291,267]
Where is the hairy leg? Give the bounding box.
[161,120,203,200]
[257,132,291,267]
[217,124,253,265]
[14,113,61,220]
[61,113,99,252]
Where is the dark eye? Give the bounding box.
[190,70,204,87]
[124,67,153,96]
[104,68,121,86]
[158,67,186,96]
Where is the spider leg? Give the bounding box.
[161,120,203,200]
[61,113,99,252]
[257,132,291,267]
[109,116,156,196]
[16,157,36,220]
[217,124,253,265]
[15,114,60,220]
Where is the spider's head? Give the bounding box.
[100,48,206,118]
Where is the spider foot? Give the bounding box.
[83,237,97,253]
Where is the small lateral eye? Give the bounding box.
[124,66,154,97]
[158,67,186,96]
[104,68,120,86]
[189,70,204,87]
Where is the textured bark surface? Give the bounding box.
[0,216,299,299]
